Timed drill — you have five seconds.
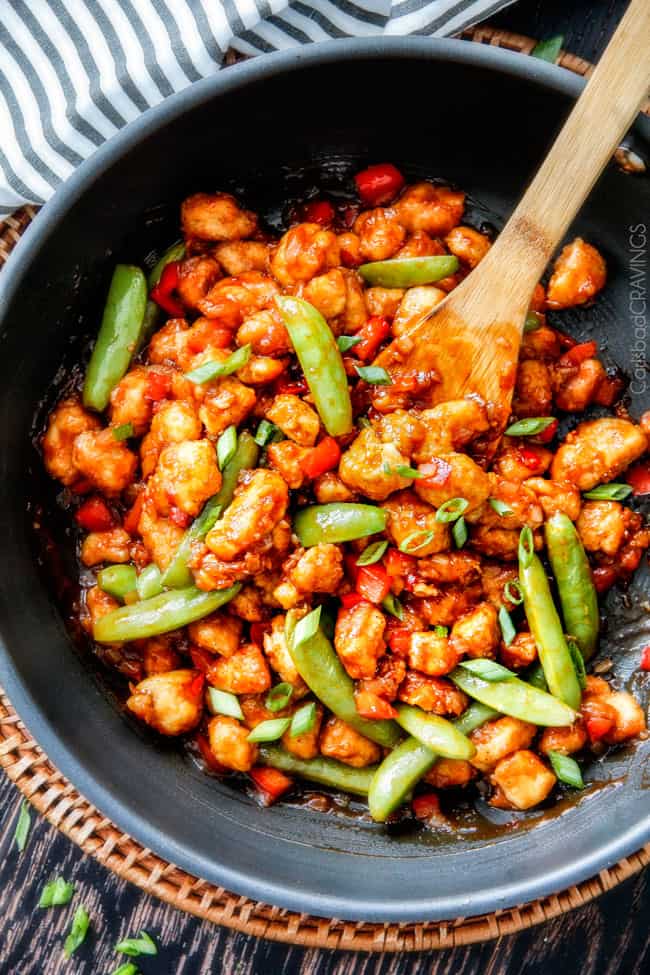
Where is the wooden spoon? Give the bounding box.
[373,0,650,437]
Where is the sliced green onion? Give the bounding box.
[356,540,388,566]
[568,637,587,690]
[216,425,237,470]
[96,564,138,603]
[548,750,583,788]
[112,965,139,975]
[382,593,404,620]
[254,419,283,447]
[290,606,322,650]
[504,579,524,606]
[64,906,90,957]
[452,516,468,548]
[524,311,543,332]
[247,717,291,743]
[355,365,392,385]
[498,605,516,646]
[337,334,363,352]
[39,877,74,908]
[115,930,158,957]
[459,659,516,682]
[290,702,317,737]
[13,799,31,853]
[518,526,534,568]
[266,682,294,713]
[112,422,134,441]
[505,417,555,437]
[399,529,435,553]
[383,462,422,479]
[583,483,633,501]
[207,688,244,720]
[434,625,448,637]
[435,498,469,523]
[531,34,564,63]
[357,417,372,429]
[185,344,251,384]
[136,563,163,601]
[489,498,514,516]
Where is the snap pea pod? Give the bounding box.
[275,296,353,437]
[358,255,458,288]
[94,583,240,643]
[161,432,259,588]
[140,241,186,345]
[136,564,164,601]
[451,669,576,726]
[258,745,377,796]
[394,704,475,760]
[294,502,388,547]
[519,552,582,709]
[83,265,148,412]
[96,564,137,602]
[545,512,599,661]
[285,612,401,748]
[368,701,496,823]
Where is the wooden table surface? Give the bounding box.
[1,0,640,971]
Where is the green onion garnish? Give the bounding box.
[398,529,435,553]
[112,422,134,441]
[337,334,363,352]
[64,906,91,957]
[217,424,237,470]
[290,702,317,737]
[112,964,139,975]
[518,526,534,568]
[435,498,469,523]
[247,717,291,743]
[583,483,633,501]
[185,344,251,384]
[355,365,392,385]
[356,540,388,566]
[498,605,516,646]
[524,311,543,332]
[452,516,468,548]
[39,877,74,908]
[115,930,158,957]
[290,606,322,650]
[254,419,283,447]
[489,498,514,517]
[531,34,564,63]
[382,593,404,620]
[207,688,244,720]
[504,579,524,606]
[266,682,294,713]
[433,625,448,637]
[459,659,515,682]
[504,417,555,437]
[548,751,584,788]
[13,799,31,853]
[383,462,422,479]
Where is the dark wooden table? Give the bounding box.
[1,1,640,971]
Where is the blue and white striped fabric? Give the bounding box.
[0,0,514,217]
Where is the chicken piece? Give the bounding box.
[142,636,181,675]
[137,495,185,571]
[42,398,102,486]
[416,584,483,627]
[198,376,256,438]
[480,561,519,610]
[338,426,411,501]
[358,654,407,703]
[313,471,356,504]
[603,691,646,744]
[414,399,490,458]
[546,238,606,309]
[181,192,257,241]
[266,440,308,490]
[80,528,132,567]
[236,308,291,355]
[140,399,202,477]
[392,285,446,336]
[512,360,553,418]
[236,354,286,387]
[520,324,562,361]
[490,750,556,810]
[553,358,607,413]
[444,226,491,268]
[471,478,544,532]
[285,544,344,595]
[281,702,324,759]
[206,469,289,561]
[332,269,369,335]
[382,490,450,556]
[577,501,628,556]
[415,453,491,515]
[303,268,347,319]
[424,758,476,789]
[394,182,465,236]
[407,631,459,677]
[364,287,404,319]
[149,439,221,518]
[265,394,320,447]
[84,585,120,632]
[449,603,499,660]
[197,271,278,327]
[176,255,222,309]
[418,551,482,586]
[109,367,156,435]
[214,240,270,276]
[397,230,446,259]
[470,716,536,772]
[377,410,426,456]
[319,717,381,768]
[270,223,340,287]
[523,478,582,521]
[334,602,386,679]
[397,672,468,716]
[500,631,538,670]
[228,585,265,622]
[551,418,647,491]
[539,719,588,756]
[492,441,553,482]
[126,670,203,736]
[188,612,242,657]
[353,207,406,261]
[470,525,523,561]
[207,643,271,694]
[72,428,138,496]
[146,318,190,369]
[338,231,362,267]
[263,614,308,693]
[208,715,258,772]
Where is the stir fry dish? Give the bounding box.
[41,163,650,825]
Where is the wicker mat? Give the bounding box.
[1,28,649,951]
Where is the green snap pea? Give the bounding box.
[161,432,259,588]
[545,512,599,661]
[519,552,582,709]
[140,241,186,345]
[93,583,240,643]
[83,265,148,412]
[96,564,137,602]
[258,745,377,796]
[451,669,576,726]
[394,704,475,760]
[358,255,459,288]
[136,563,163,601]
[285,612,401,748]
[275,296,353,437]
[293,502,388,547]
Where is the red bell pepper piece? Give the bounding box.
[559,340,598,367]
[123,492,144,535]
[150,260,185,318]
[145,370,172,402]
[75,496,113,532]
[517,445,546,471]
[187,670,205,700]
[418,458,452,486]
[384,548,417,577]
[584,714,614,743]
[412,793,441,821]
[387,627,413,655]
[354,163,405,206]
[190,647,214,673]
[303,200,335,226]
[340,592,368,611]
[593,375,624,407]
[640,646,650,672]
[353,316,391,361]
[301,437,341,479]
[249,621,270,646]
[274,375,308,396]
[356,564,391,604]
[355,690,397,721]
[70,477,94,495]
[533,418,558,444]
[627,460,650,496]
[592,566,618,594]
[249,766,294,805]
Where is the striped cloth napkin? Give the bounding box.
[0,0,514,217]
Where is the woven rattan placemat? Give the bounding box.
[1,28,649,950]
